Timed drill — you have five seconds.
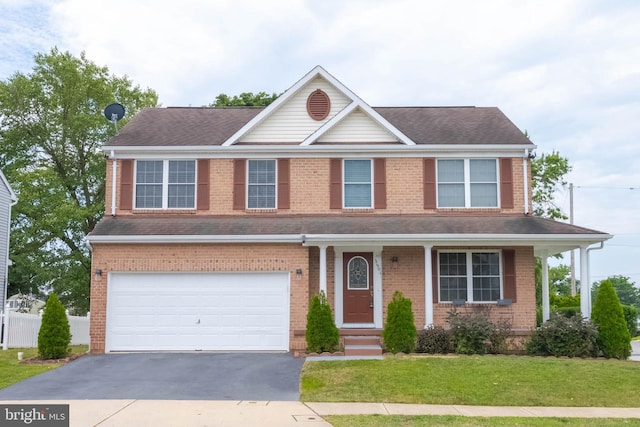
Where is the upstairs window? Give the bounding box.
[135,160,195,209]
[439,251,501,303]
[437,159,498,208]
[343,159,372,208]
[247,160,276,209]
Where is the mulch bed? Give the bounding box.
[20,352,87,365]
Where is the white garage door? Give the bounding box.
[106,272,290,352]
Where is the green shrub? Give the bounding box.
[525,313,598,358]
[487,317,513,354]
[592,280,631,359]
[383,291,416,353]
[447,309,493,354]
[305,291,339,353]
[37,294,71,360]
[416,325,450,353]
[621,305,638,338]
[550,294,581,308]
[554,306,580,318]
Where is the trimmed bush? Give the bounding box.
[550,294,581,308]
[592,280,631,359]
[305,291,339,353]
[37,294,71,360]
[416,325,450,354]
[383,291,416,353]
[621,304,638,338]
[554,306,580,318]
[447,309,493,355]
[525,313,598,358]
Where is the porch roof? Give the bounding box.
[88,214,611,256]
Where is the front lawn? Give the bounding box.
[301,355,640,407]
[0,345,88,389]
[327,415,640,427]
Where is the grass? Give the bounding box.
[326,415,640,427]
[301,355,640,407]
[0,345,88,389]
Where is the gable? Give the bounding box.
[316,107,400,144]
[238,76,351,144]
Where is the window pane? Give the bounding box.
[168,184,195,208]
[439,252,468,302]
[248,160,276,208]
[440,277,467,301]
[470,159,496,182]
[344,160,371,183]
[345,184,372,208]
[473,277,500,301]
[136,161,163,183]
[437,160,464,183]
[470,183,498,207]
[168,160,195,184]
[135,184,162,208]
[348,257,369,289]
[438,183,465,207]
[471,252,500,302]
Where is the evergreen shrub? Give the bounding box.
[306,291,340,353]
[37,294,71,360]
[621,305,638,338]
[382,291,416,353]
[592,280,631,359]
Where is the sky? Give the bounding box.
[1,0,639,287]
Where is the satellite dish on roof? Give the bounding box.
[103,103,125,134]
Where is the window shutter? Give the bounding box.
[500,158,514,209]
[373,158,386,209]
[277,158,290,209]
[233,159,246,210]
[196,159,210,210]
[329,158,342,209]
[120,159,133,210]
[502,249,517,302]
[423,158,436,209]
[432,249,439,303]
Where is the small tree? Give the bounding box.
[383,291,416,353]
[37,294,71,359]
[592,279,631,359]
[305,292,339,353]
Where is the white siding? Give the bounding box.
[239,76,352,143]
[317,107,399,143]
[0,177,11,310]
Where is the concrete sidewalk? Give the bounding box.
[3,400,640,426]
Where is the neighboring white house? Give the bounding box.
[0,170,17,311]
[6,293,45,314]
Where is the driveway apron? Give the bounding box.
[0,353,304,400]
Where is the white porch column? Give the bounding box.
[541,252,550,322]
[580,245,590,318]
[318,245,328,296]
[424,245,434,327]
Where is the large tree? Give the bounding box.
[531,150,571,220]
[0,48,158,314]
[592,275,640,310]
[209,91,279,107]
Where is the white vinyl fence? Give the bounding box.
[0,306,90,349]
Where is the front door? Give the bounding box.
[343,252,374,324]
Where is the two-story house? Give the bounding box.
[87,66,610,354]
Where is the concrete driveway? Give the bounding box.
[0,352,304,400]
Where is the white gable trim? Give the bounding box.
[222,66,415,146]
[300,101,358,146]
[0,170,17,202]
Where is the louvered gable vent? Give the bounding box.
[306,89,331,120]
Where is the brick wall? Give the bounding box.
[90,243,309,353]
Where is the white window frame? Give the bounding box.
[134,160,197,209]
[436,159,499,208]
[343,159,373,208]
[437,250,503,303]
[246,159,278,209]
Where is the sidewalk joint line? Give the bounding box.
[93,399,138,426]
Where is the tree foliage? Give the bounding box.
[0,48,158,313]
[531,150,571,220]
[210,91,280,107]
[38,293,71,359]
[592,275,640,311]
[591,279,631,359]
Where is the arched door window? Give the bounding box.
[348,256,369,290]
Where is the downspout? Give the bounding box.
[110,150,117,216]
[523,149,530,214]
[586,242,605,316]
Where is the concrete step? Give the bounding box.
[344,344,383,357]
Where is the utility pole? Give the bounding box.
[570,183,576,296]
